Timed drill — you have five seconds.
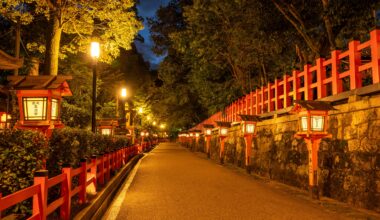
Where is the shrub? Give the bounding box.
[0,129,47,214]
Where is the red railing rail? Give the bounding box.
[0,143,147,220]
[193,29,380,129]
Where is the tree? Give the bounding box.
[1,0,143,75]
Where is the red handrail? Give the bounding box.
[193,29,380,129]
[0,144,142,220]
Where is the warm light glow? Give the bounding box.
[190,133,193,137]
[138,107,143,114]
[246,124,255,134]
[141,131,145,136]
[147,116,151,121]
[23,97,47,120]
[153,121,157,126]
[0,114,6,123]
[146,132,149,136]
[90,42,100,58]
[311,116,324,131]
[206,129,212,135]
[195,133,199,137]
[160,124,166,129]
[301,116,308,131]
[220,128,228,136]
[101,128,111,135]
[121,88,127,97]
[51,99,59,120]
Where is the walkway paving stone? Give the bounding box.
[104,143,380,220]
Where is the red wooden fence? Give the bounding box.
[194,29,380,129]
[0,139,159,220]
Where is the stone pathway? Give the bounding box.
[104,143,380,220]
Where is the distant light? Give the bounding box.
[153,121,157,126]
[138,107,143,114]
[147,116,151,121]
[90,42,100,58]
[121,88,127,97]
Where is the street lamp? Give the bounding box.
[215,121,231,164]
[238,114,261,173]
[90,42,100,133]
[290,100,335,199]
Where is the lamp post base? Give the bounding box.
[246,165,251,174]
[220,157,224,164]
[309,185,319,199]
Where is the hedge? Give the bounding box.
[0,128,132,217]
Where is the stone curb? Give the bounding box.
[74,154,143,220]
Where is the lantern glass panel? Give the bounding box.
[195,133,199,137]
[300,116,308,131]
[0,114,6,123]
[220,128,228,136]
[311,116,324,131]
[206,129,212,135]
[23,97,47,120]
[51,99,59,120]
[101,128,111,135]
[246,124,255,134]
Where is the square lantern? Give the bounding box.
[97,119,118,136]
[215,121,231,137]
[238,115,261,136]
[0,112,11,129]
[290,100,335,137]
[7,76,72,137]
[203,124,214,136]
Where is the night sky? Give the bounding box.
[136,0,170,69]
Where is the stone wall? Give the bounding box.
[192,95,380,212]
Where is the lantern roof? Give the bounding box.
[97,118,119,127]
[215,121,231,128]
[202,124,214,129]
[291,100,336,113]
[0,49,23,70]
[7,75,72,96]
[238,114,261,122]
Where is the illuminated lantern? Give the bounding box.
[238,115,261,173]
[0,112,11,129]
[215,121,231,164]
[290,100,335,199]
[202,124,214,158]
[7,75,72,137]
[97,119,118,136]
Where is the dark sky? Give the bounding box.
[136,0,170,69]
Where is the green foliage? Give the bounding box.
[0,130,47,214]
[47,127,131,175]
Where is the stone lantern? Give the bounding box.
[202,124,214,158]
[238,114,261,173]
[7,75,72,137]
[215,121,231,164]
[290,100,335,199]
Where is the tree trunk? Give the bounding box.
[14,21,20,76]
[321,0,336,50]
[44,13,62,76]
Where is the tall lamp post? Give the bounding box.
[290,100,335,199]
[202,124,214,158]
[90,42,100,133]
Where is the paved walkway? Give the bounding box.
[104,143,379,220]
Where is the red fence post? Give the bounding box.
[370,29,380,83]
[98,154,105,185]
[33,170,48,220]
[348,40,362,89]
[331,50,342,95]
[79,159,87,204]
[61,165,72,220]
[304,64,312,100]
[316,57,326,99]
[293,70,301,100]
[105,153,110,182]
[91,155,97,189]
